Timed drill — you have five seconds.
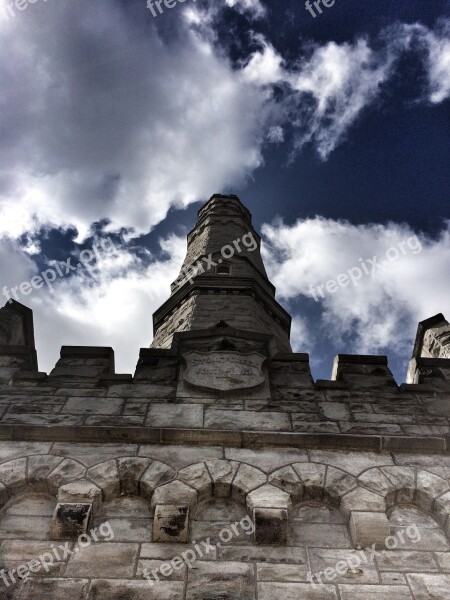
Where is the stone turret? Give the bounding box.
[151,194,292,354]
[406,313,450,386]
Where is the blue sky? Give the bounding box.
[0,0,449,381]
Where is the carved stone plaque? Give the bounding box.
[183,351,265,392]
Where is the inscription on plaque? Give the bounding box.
[183,351,265,392]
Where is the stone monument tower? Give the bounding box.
[0,194,449,599]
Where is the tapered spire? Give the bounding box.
[151,194,291,352]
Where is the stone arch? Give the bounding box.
[339,465,450,549]
[147,460,267,543]
[85,457,175,506]
[175,459,267,510]
[0,455,87,507]
[268,462,357,513]
[357,466,450,522]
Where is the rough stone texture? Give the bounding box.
[153,505,190,542]
[49,502,92,540]
[349,511,390,549]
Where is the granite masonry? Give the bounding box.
[0,194,449,599]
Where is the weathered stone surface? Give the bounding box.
[58,480,102,511]
[50,502,92,540]
[62,398,123,415]
[338,584,412,599]
[376,550,439,572]
[86,460,120,501]
[65,543,139,578]
[258,582,338,599]
[46,459,86,494]
[340,488,385,519]
[140,461,175,499]
[117,457,151,495]
[268,465,303,499]
[139,445,222,469]
[140,542,217,560]
[257,562,308,582]
[146,404,203,428]
[290,522,352,548]
[349,511,390,549]
[205,409,290,430]
[51,443,136,467]
[225,448,308,473]
[186,561,255,600]
[87,579,184,600]
[247,484,292,511]
[153,505,189,542]
[178,463,212,499]
[205,459,239,497]
[254,507,287,544]
[406,573,450,599]
[309,548,379,583]
[232,463,266,501]
[151,480,197,509]
[183,350,265,392]
[17,578,89,600]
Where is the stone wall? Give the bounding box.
[1,442,450,598]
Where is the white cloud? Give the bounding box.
[225,0,266,19]
[0,232,187,374]
[262,217,450,355]
[0,0,268,240]
[242,20,450,159]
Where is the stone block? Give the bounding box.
[16,578,89,600]
[186,560,255,600]
[406,573,450,599]
[247,483,292,511]
[117,457,151,495]
[258,582,338,600]
[58,479,102,511]
[139,461,176,499]
[65,543,139,578]
[178,462,212,499]
[205,459,239,497]
[232,463,266,501]
[254,507,287,545]
[87,460,120,502]
[46,458,86,494]
[146,404,203,428]
[151,480,197,509]
[153,505,190,543]
[349,511,390,549]
[338,584,412,599]
[205,409,290,431]
[340,488,385,519]
[86,579,184,600]
[50,502,92,540]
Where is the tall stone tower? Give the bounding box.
[0,194,450,600]
[152,193,291,353]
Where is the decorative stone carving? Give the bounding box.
[183,350,265,392]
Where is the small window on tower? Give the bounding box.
[217,263,231,275]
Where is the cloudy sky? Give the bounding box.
[0,0,449,381]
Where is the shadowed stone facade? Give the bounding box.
[0,194,449,599]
